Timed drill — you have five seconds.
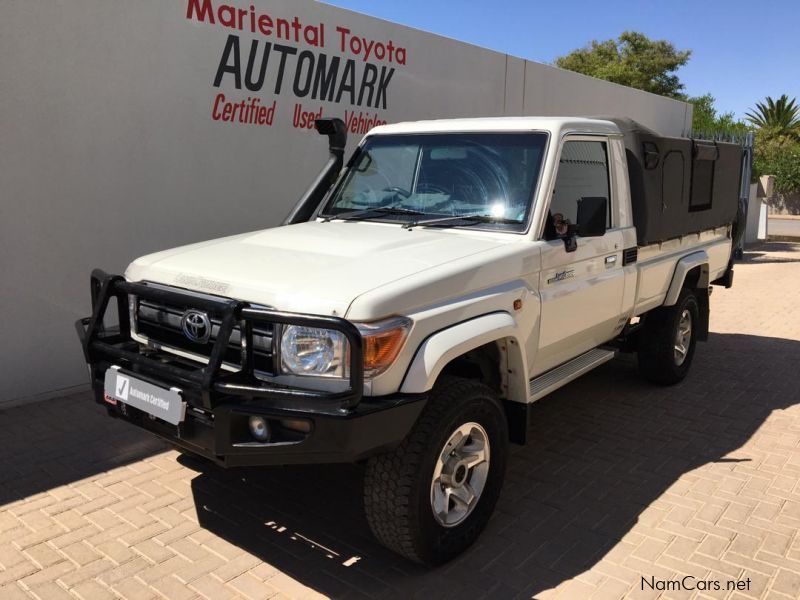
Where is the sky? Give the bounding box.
[324,0,799,120]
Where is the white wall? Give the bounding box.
[0,0,691,406]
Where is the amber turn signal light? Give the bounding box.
[356,317,412,377]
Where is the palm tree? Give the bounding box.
[745,95,800,135]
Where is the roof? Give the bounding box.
[367,116,624,137]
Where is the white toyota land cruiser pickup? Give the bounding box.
[77,116,744,565]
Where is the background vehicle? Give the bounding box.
[77,116,742,564]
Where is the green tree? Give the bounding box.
[555,31,691,98]
[747,96,800,197]
[688,94,718,131]
[745,95,800,137]
[688,94,750,134]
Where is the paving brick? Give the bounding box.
[83,509,120,532]
[47,525,102,551]
[0,583,33,600]
[655,553,710,581]
[17,560,74,588]
[8,496,58,518]
[663,537,700,561]
[211,553,262,582]
[696,503,727,524]
[71,579,116,600]
[117,522,168,546]
[131,539,175,564]
[229,572,275,599]
[0,543,29,569]
[56,558,116,587]
[137,555,192,584]
[96,557,151,586]
[719,552,777,577]
[174,554,226,584]
[590,577,631,600]
[729,534,763,558]
[166,537,207,562]
[152,521,200,546]
[94,539,135,566]
[148,574,198,600]
[109,577,159,600]
[632,538,669,561]
[83,523,135,548]
[21,542,62,568]
[12,525,66,549]
[28,581,74,600]
[771,568,800,597]
[0,561,38,588]
[149,507,188,529]
[114,507,157,530]
[189,574,240,600]
[697,535,729,559]
[59,541,101,567]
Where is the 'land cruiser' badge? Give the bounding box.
[547,270,575,285]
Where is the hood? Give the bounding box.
[125,221,510,316]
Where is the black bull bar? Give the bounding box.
[75,269,365,411]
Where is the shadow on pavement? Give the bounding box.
[743,241,800,264]
[189,332,800,599]
[0,391,167,505]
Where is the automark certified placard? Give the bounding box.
[104,367,185,425]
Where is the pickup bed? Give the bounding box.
[77,116,743,565]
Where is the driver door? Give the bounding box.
[533,137,626,375]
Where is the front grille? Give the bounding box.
[133,297,275,374]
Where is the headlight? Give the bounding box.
[279,317,411,379]
[280,326,347,377]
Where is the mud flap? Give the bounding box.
[502,400,529,445]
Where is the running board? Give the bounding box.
[529,348,616,401]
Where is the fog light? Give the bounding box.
[248,416,271,442]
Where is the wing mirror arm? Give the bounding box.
[563,225,578,253]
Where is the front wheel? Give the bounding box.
[638,288,699,385]
[363,377,508,565]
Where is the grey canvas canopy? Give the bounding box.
[606,118,744,245]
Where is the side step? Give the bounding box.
[529,348,616,401]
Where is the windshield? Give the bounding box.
[321,132,548,232]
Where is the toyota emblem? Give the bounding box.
[181,310,212,344]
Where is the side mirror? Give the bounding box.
[577,197,607,237]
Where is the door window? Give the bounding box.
[546,140,610,239]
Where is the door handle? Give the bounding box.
[605,255,617,265]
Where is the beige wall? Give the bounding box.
[0,0,691,406]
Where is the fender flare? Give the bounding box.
[400,312,526,396]
[664,250,709,306]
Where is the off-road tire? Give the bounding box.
[638,288,699,385]
[363,376,508,565]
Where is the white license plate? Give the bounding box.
[104,367,186,425]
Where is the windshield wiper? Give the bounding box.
[322,205,425,222]
[402,213,521,229]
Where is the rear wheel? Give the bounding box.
[638,288,699,385]
[363,377,508,565]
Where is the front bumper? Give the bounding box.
[76,270,426,466]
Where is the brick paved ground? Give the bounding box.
[1,241,799,600]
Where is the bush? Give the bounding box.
[753,131,800,195]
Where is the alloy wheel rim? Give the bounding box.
[430,422,490,527]
[674,309,692,366]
